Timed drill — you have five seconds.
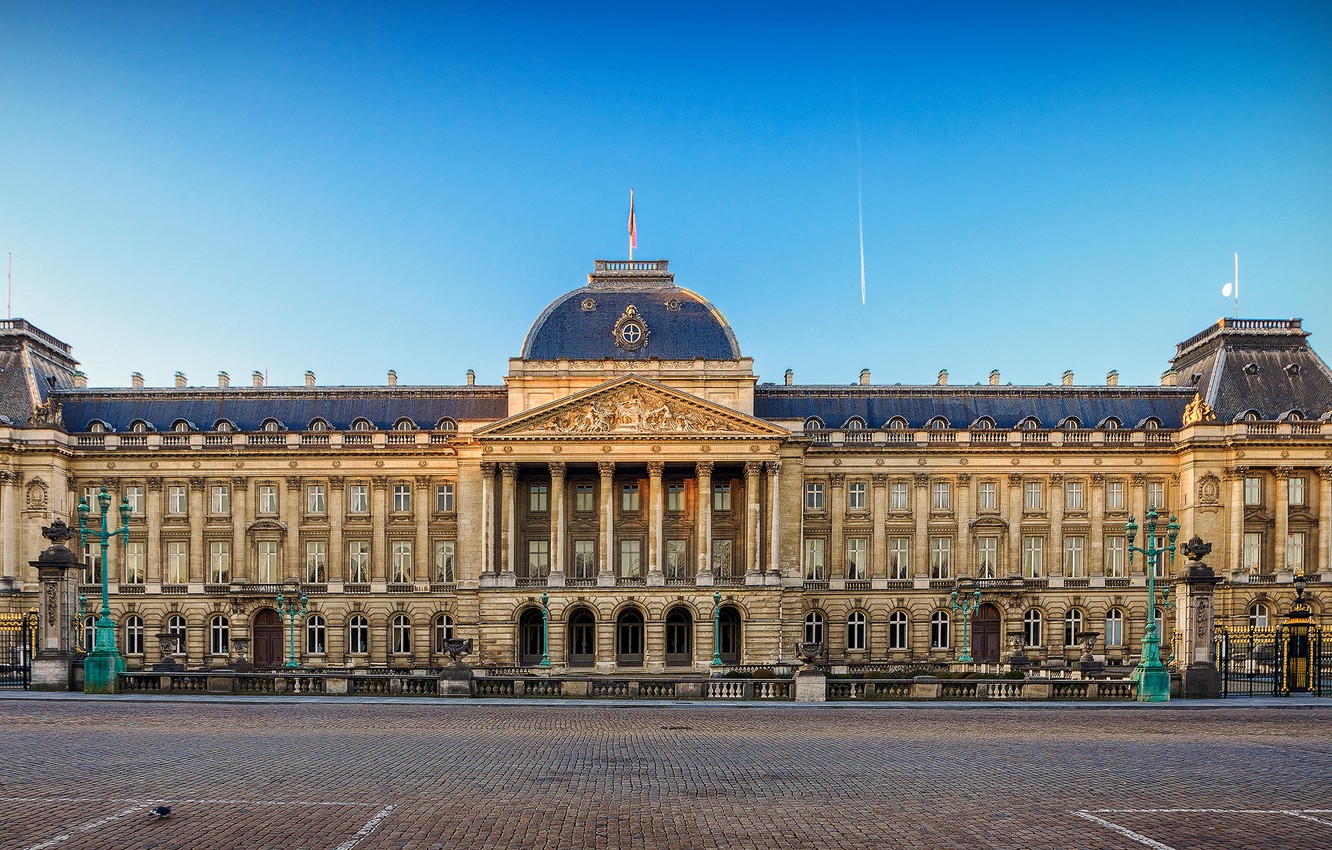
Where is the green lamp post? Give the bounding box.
[950,587,982,664]
[275,589,309,669]
[710,591,723,667]
[76,486,132,694]
[1125,507,1179,702]
[538,591,552,668]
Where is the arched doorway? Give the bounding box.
[616,609,644,667]
[252,609,282,668]
[718,606,741,664]
[566,608,596,668]
[972,603,1001,663]
[664,607,693,667]
[518,608,544,666]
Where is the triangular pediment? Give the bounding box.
[476,376,788,439]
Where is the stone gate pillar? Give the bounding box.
[1174,536,1222,698]
[30,519,83,691]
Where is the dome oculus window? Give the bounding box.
[612,304,650,351]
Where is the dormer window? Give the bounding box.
[172,420,192,433]
[927,417,949,430]
[1142,417,1162,430]
[886,417,908,430]
[261,419,283,432]
[435,417,458,432]
[971,417,995,430]
[1243,362,1259,375]
[1061,418,1082,430]
[88,421,107,434]
[803,417,824,434]
[308,419,329,432]
[351,418,374,432]
[1286,363,1301,376]
[214,420,234,433]
[1242,410,1260,422]
[1101,417,1122,430]
[393,418,416,431]
[1018,417,1040,430]
[843,417,866,430]
[130,420,149,433]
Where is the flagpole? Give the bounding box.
[629,188,635,262]
[1233,252,1239,319]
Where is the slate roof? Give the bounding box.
[0,320,79,425]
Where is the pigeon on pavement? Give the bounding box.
[148,806,171,819]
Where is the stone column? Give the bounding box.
[1273,467,1291,575]
[414,476,431,583]
[829,474,846,581]
[695,461,714,584]
[1227,466,1246,577]
[647,461,665,586]
[955,474,971,577]
[1048,473,1064,577]
[231,477,249,583]
[598,461,616,586]
[479,463,496,578]
[1130,474,1147,576]
[870,474,887,582]
[1174,537,1223,698]
[284,476,303,582]
[499,463,517,579]
[1089,474,1105,577]
[767,461,782,583]
[914,473,931,581]
[145,477,163,584]
[188,477,206,583]
[31,526,83,691]
[744,461,762,580]
[548,462,567,587]
[371,476,388,582]
[328,477,345,583]
[1,471,18,581]
[1320,468,1332,582]
[1005,474,1022,577]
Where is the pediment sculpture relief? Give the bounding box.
[533,387,744,435]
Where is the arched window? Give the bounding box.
[1023,610,1043,648]
[886,417,909,431]
[843,417,866,430]
[88,421,107,434]
[803,611,826,645]
[665,607,693,666]
[1101,417,1121,430]
[1061,417,1082,430]
[351,418,374,432]
[888,611,908,650]
[130,420,150,433]
[1248,602,1269,629]
[1063,609,1084,646]
[166,614,187,657]
[390,614,412,654]
[348,615,369,655]
[261,418,283,432]
[209,615,230,655]
[616,609,645,666]
[1105,609,1124,647]
[393,418,416,431]
[305,614,326,655]
[930,611,950,649]
[171,420,192,433]
[1018,417,1040,430]
[927,416,949,430]
[433,614,455,653]
[519,608,544,666]
[567,608,596,668]
[972,417,995,430]
[435,417,458,432]
[1280,410,1304,422]
[1241,410,1260,422]
[803,417,823,434]
[214,419,234,433]
[124,615,144,655]
[83,615,96,652]
[846,612,867,651]
[1141,417,1162,430]
[718,606,742,664]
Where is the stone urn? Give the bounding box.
[794,641,827,672]
[231,637,254,673]
[1075,630,1103,676]
[153,632,183,672]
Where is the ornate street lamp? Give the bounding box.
[710,591,723,667]
[538,591,552,668]
[76,486,132,693]
[950,586,982,664]
[1125,507,1179,702]
[275,589,309,669]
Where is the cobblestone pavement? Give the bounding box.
[2,698,1330,849]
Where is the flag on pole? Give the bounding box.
[628,188,638,252]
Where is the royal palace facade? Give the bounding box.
[1,259,1330,674]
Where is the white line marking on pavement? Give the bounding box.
[1282,810,1332,827]
[0,796,376,807]
[1072,811,1178,850]
[331,804,396,850]
[1085,808,1332,814]
[24,804,149,850]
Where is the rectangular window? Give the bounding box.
[165,541,188,584]
[1022,537,1044,578]
[527,540,550,578]
[1065,480,1084,511]
[1289,476,1306,506]
[124,486,145,516]
[931,481,951,512]
[1106,480,1125,511]
[622,483,641,512]
[1244,476,1262,506]
[1064,536,1085,578]
[804,482,825,511]
[575,483,595,512]
[929,537,951,579]
[434,540,456,583]
[392,484,412,513]
[847,482,866,510]
[306,484,325,514]
[391,540,413,583]
[977,536,998,579]
[123,541,145,584]
[305,540,327,583]
[977,481,997,511]
[258,484,278,514]
[1243,532,1263,573]
[348,484,369,514]
[1147,481,1166,511]
[435,483,455,512]
[1151,535,1167,578]
[347,541,369,584]
[167,485,187,515]
[1105,535,1126,578]
[889,481,909,511]
[573,540,596,579]
[208,541,230,583]
[804,538,826,581]
[258,540,279,583]
[712,483,731,512]
[1287,532,1306,572]
[888,537,910,580]
[665,538,689,578]
[667,483,685,512]
[1023,481,1043,511]
[846,538,867,580]
[530,484,549,513]
[619,539,642,578]
[711,538,734,577]
[210,485,230,514]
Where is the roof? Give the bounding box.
[0,319,79,425]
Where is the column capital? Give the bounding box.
[146,476,163,492]
[1090,473,1105,486]
[695,460,714,477]
[479,461,497,476]
[765,460,782,476]
[647,461,665,477]
[286,476,302,491]
[1049,473,1062,484]
[744,460,763,477]
[548,461,567,478]
[1007,473,1023,487]
[415,476,432,488]
[500,463,518,481]
[1130,473,1147,487]
[830,473,846,487]
[1224,465,1249,480]
[188,477,207,491]
[597,460,616,478]
[371,476,388,491]
[915,472,930,487]
[870,473,887,487]
[328,476,344,491]
[231,476,249,491]
[1319,466,1332,482]
[956,473,971,485]
[1273,466,1293,480]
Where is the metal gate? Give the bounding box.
[0,611,37,690]
[1215,625,1328,697]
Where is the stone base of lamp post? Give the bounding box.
[83,650,126,694]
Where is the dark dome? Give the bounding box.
[521,260,742,361]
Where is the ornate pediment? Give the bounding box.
[477,376,787,439]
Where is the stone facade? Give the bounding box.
[0,263,1328,675]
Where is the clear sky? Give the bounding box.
[3,1,1330,390]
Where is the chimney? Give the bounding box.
[859,368,871,386]
[1061,370,1074,386]
[218,371,230,388]
[1160,369,1178,387]
[989,369,1001,386]
[173,371,186,389]
[252,371,264,388]
[305,370,316,388]
[132,372,145,389]
[937,369,948,386]
[466,369,475,387]
[388,370,398,387]
[1106,370,1119,387]
[784,369,793,386]
[73,371,88,389]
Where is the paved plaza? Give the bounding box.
[1,696,1330,850]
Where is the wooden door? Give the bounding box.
[972,603,1001,663]
[252,609,283,668]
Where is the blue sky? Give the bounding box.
[3,1,1330,389]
